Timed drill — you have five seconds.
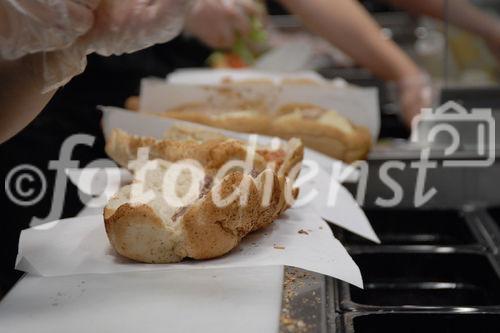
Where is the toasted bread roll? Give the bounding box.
[162,124,228,142]
[104,168,290,263]
[156,103,371,162]
[162,109,270,134]
[104,128,304,263]
[105,128,267,173]
[124,96,140,111]
[271,104,372,163]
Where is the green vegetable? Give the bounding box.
[232,37,255,64]
[249,16,267,44]
[207,52,226,66]
[232,16,267,65]
[207,14,268,67]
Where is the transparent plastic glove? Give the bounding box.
[41,0,192,92]
[185,0,263,49]
[82,0,192,56]
[41,47,90,92]
[0,0,100,60]
[395,72,433,128]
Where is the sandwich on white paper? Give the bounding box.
[104,126,304,263]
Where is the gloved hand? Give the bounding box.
[41,0,193,91]
[0,0,100,60]
[185,0,264,49]
[395,72,434,128]
[82,0,192,56]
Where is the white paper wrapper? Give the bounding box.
[140,76,380,140]
[15,207,363,288]
[167,68,326,85]
[253,41,314,72]
[100,107,380,243]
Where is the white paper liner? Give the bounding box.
[15,207,363,288]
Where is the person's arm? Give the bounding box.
[278,0,430,126]
[0,0,191,143]
[0,0,99,60]
[0,0,97,143]
[278,0,422,81]
[0,55,56,143]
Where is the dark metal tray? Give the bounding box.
[279,207,500,332]
[338,251,500,311]
[489,208,500,222]
[339,313,500,333]
[334,208,500,312]
[332,209,488,251]
[487,208,500,238]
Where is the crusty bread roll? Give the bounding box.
[271,104,372,163]
[124,96,140,112]
[162,124,228,142]
[158,103,371,163]
[105,128,268,174]
[104,128,304,263]
[163,108,270,134]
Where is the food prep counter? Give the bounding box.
[2,180,500,332]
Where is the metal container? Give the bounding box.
[280,208,500,332]
[340,313,500,333]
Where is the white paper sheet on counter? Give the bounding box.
[0,266,284,333]
[16,207,363,288]
[100,107,379,243]
[299,167,379,243]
